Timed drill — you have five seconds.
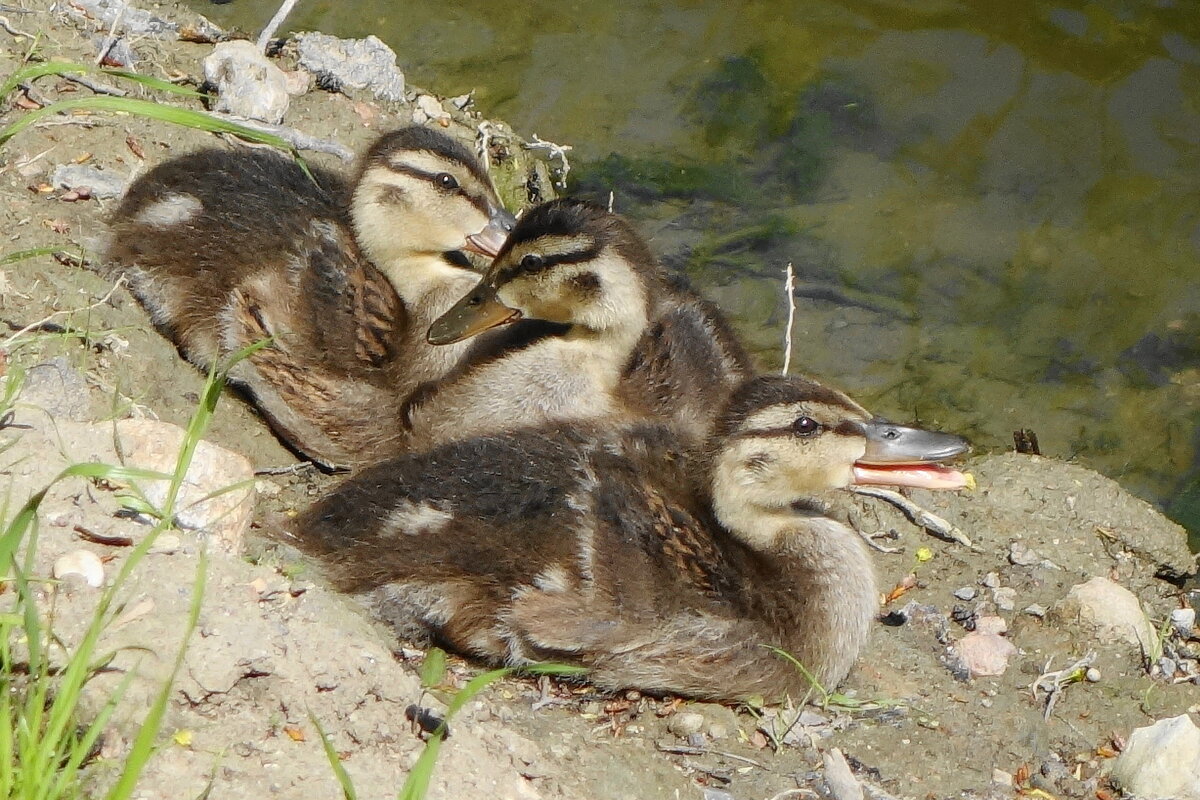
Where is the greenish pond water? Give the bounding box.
[190,0,1200,543]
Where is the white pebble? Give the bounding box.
[53,549,104,588]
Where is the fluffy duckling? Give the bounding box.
[406,198,752,448]
[103,127,515,467]
[293,374,970,701]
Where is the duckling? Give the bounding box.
[405,198,752,448]
[292,374,970,701]
[103,127,516,467]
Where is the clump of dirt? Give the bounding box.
[0,3,1196,799]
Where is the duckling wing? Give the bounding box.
[226,220,413,467]
[622,286,754,441]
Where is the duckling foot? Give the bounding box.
[849,486,975,549]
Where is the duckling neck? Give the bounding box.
[562,278,651,358]
[713,494,878,687]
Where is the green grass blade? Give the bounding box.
[0,60,204,99]
[46,667,138,800]
[418,648,447,689]
[0,96,296,151]
[309,711,358,800]
[0,247,62,267]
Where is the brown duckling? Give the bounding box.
[405,198,752,448]
[292,374,970,701]
[103,127,515,468]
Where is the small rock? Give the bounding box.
[953,586,977,601]
[992,768,1013,786]
[1172,607,1196,639]
[981,572,1000,588]
[974,615,1008,635]
[51,164,128,200]
[115,419,255,553]
[667,712,704,737]
[1008,540,1040,566]
[702,790,735,800]
[93,34,137,68]
[685,732,706,748]
[952,632,1017,677]
[203,40,290,124]
[1110,715,1200,799]
[1050,577,1156,653]
[1024,604,1048,618]
[992,587,1017,612]
[60,0,178,37]
[53,549,104,588]
[414,94,451,125]
[1085,667,1101,682]
[295,32,406,101]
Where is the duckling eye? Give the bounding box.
[520,253,545,271]
[436,172,460,191]
[792,416,821,436]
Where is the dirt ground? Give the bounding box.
[1,3,1197,799]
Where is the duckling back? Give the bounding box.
[105,148,352,368]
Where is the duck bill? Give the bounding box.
[463,206,517,257]
[426,283,522,345]
[851,420,971,490]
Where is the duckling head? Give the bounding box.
[427,199,656,345]
[351,127,515,268]
[709,375,970,540]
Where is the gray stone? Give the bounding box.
[115,419,255,553]
[992,586,1017,612]
[953,586,977,601]
[1110,714,1200,799]
[1050,576,1156,653]
[295,32,406,102]
[203,40,290,124]
[51,164,128,199]
[1008,540,1041,566]
[56,0,177,37]
[1172,607,1196,639]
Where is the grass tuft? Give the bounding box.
[0,340,255,798]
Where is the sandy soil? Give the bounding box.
[1,3,1197,798]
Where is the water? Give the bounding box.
[189,0,1200,541]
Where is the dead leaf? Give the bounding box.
[283,726,306,742]
[884,573,918,604]
[126,136,145,160]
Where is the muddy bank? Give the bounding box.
[0,3,1197,798]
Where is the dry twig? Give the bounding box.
[782,262,795,375]
[257,0,300,51]
[850,485,975,548]
[1031,651,1096,721]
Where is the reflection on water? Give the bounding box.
[191,0,1200,542]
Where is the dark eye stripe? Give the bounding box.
[384,164,489,215]
[495,242,602,283]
